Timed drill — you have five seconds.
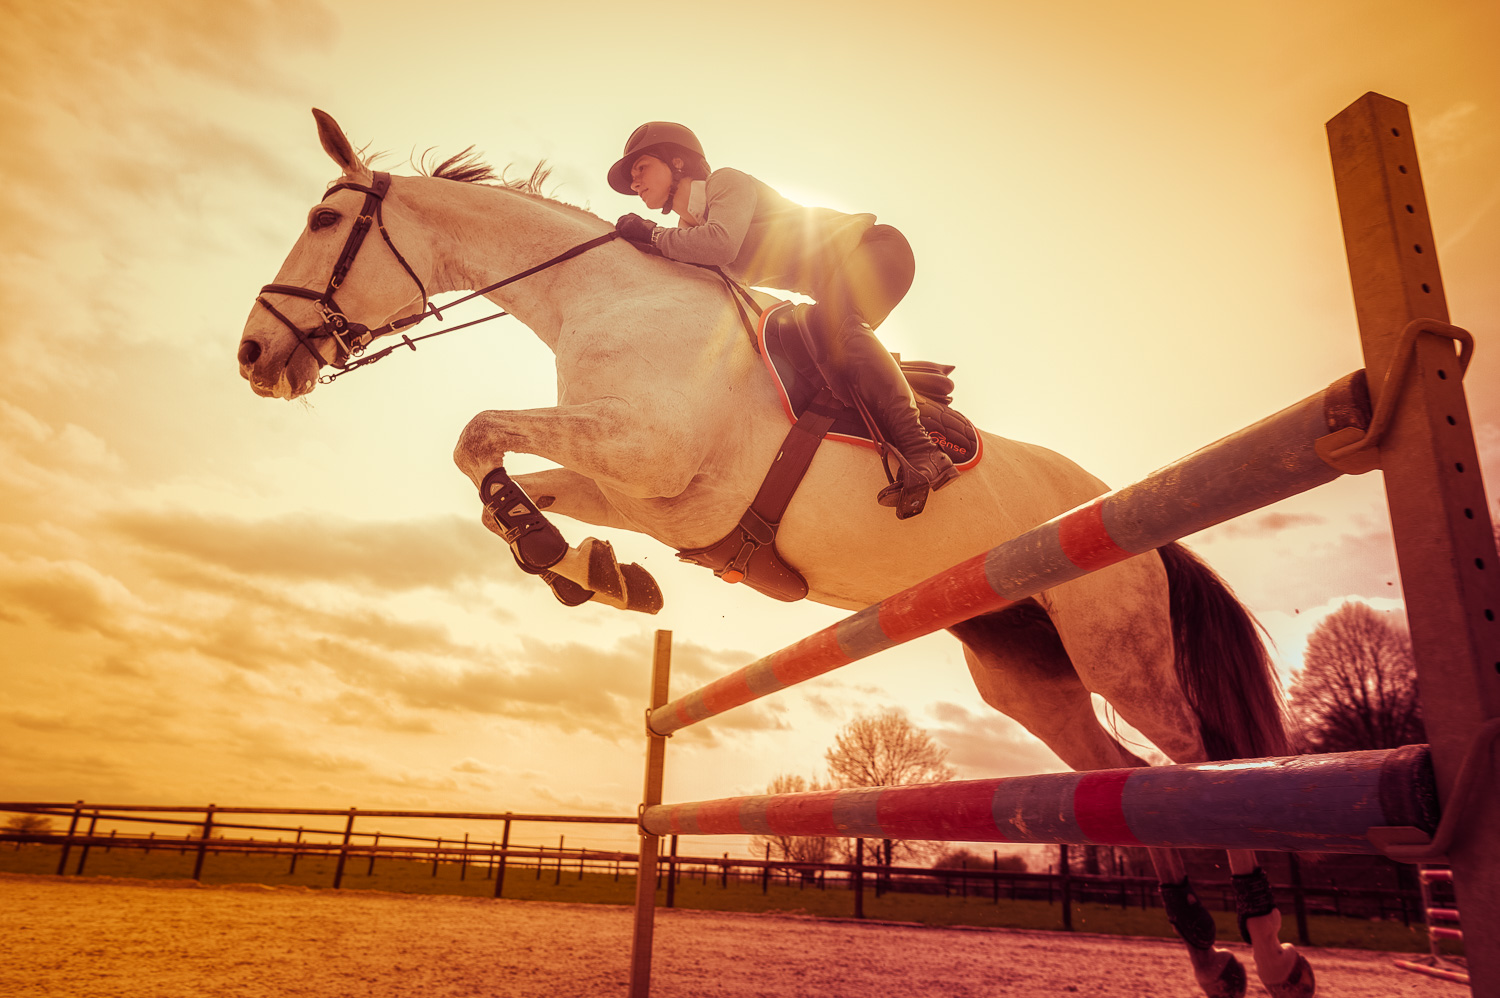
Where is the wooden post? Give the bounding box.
[1328,91,1500,996]
[75,811,99,876]
[628,629,672,998]
[1287,853,1310,946]
[666,835,678,909]
[331,808,356,889]
[762,843,770,894]
[1059,844,1073,931]
[461,832,470,881]
[56,801,82,876]
[853,839,865,919]
[366,832,380,877]
[288,827,303,875]
[192,805,216,882]
[493,817,511,899]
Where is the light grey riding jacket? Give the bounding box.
[651,168,874,298]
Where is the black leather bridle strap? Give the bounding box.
[254,170,623,379]
[256,173,433,371]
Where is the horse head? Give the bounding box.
[237,110,431,399]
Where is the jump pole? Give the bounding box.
[627,630,672,998]
[1328,92,1500,994]
[642,745,1438,854]
[649,369,1371,737]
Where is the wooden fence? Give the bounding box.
[1,801,1429,945]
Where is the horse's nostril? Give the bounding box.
[238,340,262,366]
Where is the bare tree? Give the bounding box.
[825,709,955,869]
[748,773,834,881]
[4,814,55,836]
[1289,601,1425,753]
[933,847,1028,873]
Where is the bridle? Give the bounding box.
[256,172,433,375]
[253,170,631,384]
[251,170,761,385]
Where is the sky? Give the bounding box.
[1,0,1497,864]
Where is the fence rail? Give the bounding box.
[1,806,1431,947]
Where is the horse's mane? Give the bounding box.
[333,142,606,224]
[415,147,605,223]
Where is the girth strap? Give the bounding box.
[676,387,843,601]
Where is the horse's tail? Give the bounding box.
[1159,542,1289,761]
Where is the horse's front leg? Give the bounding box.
[455,399,696,498]
[454,401,689,613]
[490,468,659,613]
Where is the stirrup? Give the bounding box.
[876,478,932,519]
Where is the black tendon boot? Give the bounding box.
[832,315,959,518]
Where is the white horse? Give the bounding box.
[238,110,1313,998]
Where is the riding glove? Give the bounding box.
[615,213,659,245]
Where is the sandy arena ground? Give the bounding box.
[0,873,1456,997]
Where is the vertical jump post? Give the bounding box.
[628,630,672,998]
[1328,91,1500,995]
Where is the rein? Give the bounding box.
[315,229,621,384]
[256,171,763,383]
[255,171,620,383]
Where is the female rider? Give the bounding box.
[608,121,958,516]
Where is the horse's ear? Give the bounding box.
[312,108,362,176]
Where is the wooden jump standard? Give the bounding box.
[626,93,1499,998]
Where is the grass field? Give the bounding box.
[0,844,1453,956]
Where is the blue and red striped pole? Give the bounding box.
[641,744,1436,855]
[649,371,1371,737]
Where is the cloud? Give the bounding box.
[0,555,144,638]
[108,507,512,594]
[0,0,334,404]
[530,785,634,816]
[1212,510,1325,537]
[924,701,1065,778]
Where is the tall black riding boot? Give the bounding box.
[830,315,959,517]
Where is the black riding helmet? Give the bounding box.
[607,121,710,195]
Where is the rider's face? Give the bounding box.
[629,154,676,211]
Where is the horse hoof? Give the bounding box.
[621,562,664,614]
[1261,952,1315,998]
[539,570,593,607]
[585,539,625,601]
[578,538,664,614]
[1189,948,1247,998]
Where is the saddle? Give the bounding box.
[676,301,983,601]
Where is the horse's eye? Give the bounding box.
[311,210,340,232]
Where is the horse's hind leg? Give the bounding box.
[949,603,1148,773]
[1044,557,1312,997]
[951,596,1250,998]
[1228,851,1315,997]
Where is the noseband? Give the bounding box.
[256,172,431,373]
